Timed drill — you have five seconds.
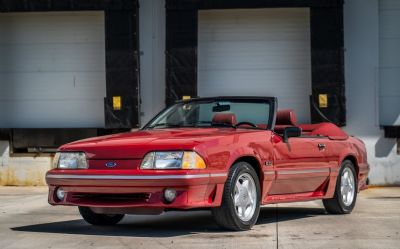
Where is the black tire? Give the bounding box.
[323,160,358,214]
[212,161,261,231]
[78,206,124,226]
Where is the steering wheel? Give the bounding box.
[235,121,258,128]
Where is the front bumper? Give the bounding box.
[46,170,227,210]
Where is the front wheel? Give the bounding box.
[323,160,358,214]
[78,206,124,226]
[212,162,261,231]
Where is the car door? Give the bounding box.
[269,135,331,195]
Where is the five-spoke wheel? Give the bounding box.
[212,161,261,230]
[340,167,355,206]
[323,160,358,214]
[233,173,257,222]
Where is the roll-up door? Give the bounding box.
[198,8,311,123]
[0,11,106,128]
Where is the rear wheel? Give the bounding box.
[323,160,357,214]
[212,162,261,231]
[78,206,124,226]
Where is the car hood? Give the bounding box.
[59,128,255,159]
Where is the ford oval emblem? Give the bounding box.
[105,162,117,168]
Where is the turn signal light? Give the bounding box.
[182,152,206,169]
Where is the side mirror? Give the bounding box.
[283,126,301,143]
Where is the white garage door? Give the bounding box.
[379,0,400,125]
[0,12,106,128]
[198,8,312,123]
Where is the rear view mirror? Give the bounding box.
[212,104,231,112]
[283,126,301,142]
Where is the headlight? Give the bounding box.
[140,151,206,170]
[53,152,88,169]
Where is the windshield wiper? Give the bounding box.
[149,121,236,129]
[184,121,213,127]
[147,123,182,129]
[185,121,236,128]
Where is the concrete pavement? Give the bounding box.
[0,187,399,249]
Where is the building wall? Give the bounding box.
[145,0,400,185]
[344,0,400,185]
[0,0,165,186]
[0,0,399,186]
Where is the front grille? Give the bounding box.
[70,193,150,204]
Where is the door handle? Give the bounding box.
[318,143,326,150]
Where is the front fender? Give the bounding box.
[193,131,274,172]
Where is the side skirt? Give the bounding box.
[263,191,326,204]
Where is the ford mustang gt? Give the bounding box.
[46,96,369,230]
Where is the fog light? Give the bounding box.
[163,188,177,203]
[56,187,65,201]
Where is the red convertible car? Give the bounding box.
[46,97,369,230]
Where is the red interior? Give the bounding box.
[274,109,348,140]
[211,110,348,140]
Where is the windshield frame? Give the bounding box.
[141,96,277,131]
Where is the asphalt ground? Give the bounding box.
[0,187,399,249]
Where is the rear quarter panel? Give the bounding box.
[325,136,369,193]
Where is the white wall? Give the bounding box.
[344,0,400,185]
[139,0,166,126]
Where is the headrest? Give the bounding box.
[212,113,237,126]
[276,109,297,126]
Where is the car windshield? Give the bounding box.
[144,99,271,130]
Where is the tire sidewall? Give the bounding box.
[336,160,358,213]
[226,162,261,229]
